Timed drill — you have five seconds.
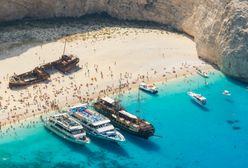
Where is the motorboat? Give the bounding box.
[223,90,231,96]
[196,68,209,78]
[187,91,207,106]
[44,113,90,144]
[139,82,158,94]
[70,104,125,143]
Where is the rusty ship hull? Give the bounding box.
[9,55,79,89]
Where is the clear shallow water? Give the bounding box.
[1,71,248,168]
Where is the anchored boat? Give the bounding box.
[223,90,231,96]
[43,113,90,144]
[188,91,207,106]
[139,82,158,94]
[196,68,209,78]
[69,104,125,143]
[93,97,155,139]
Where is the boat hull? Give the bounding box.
[86,130,125,143]
[188,92,206,106]
[44,123,89,145]
[75,121,125,143]
[139,87,158,94]
[93,106,154,139]
[191,97,206,106]
[197,71,209,78]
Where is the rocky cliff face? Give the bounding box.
[0,0,247,81]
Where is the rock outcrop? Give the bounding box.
[0,0,247,81]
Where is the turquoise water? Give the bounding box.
[1,71,248,168]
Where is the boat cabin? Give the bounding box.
[118,110,138,123]
[98,97,122,110]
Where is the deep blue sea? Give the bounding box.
[1,71,248,168]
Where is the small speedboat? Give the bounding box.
[139,82,158,94]
[187,91,207,106]
[196,68,209,78]
[223,90,231,96]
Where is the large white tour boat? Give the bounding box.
[69,104,125,143]
[44,113,90,144]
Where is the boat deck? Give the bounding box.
[51,113,82,130]
[70,105,110,126]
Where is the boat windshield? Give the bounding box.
[71,129,84,135]
[95,123,111,129]
[102,130,116,136]
[196,96,206,101]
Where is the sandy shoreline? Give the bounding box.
[0,24,214,131]
[0,65,213,130]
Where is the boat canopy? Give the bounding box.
[101,97,115,104]
[92,119,111,126]
[71,104,110,125]
[140,82,156,89]
[97,125,114,133]
[52,113,83,130]
[140,82,146,86]
[192,94,206,102]
[119,110,137,119]
[70,104,88,110]
[197,95,206,101]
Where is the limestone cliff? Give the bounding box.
[0,0,247,81]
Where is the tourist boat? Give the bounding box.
[196,68,209,78]
[69,104,125,143]
[43,113,90,144]
[187,91,207,105]
[223,90,231,96]
[93,97,155,139]
[139,82,158,94]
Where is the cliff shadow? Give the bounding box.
[225,75,248,88]
[0,13,189,61]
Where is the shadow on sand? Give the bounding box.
[0,13,186,61]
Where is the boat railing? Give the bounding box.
[72,106,108,124]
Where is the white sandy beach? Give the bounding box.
[0,26,213,129]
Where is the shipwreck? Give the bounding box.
[9,55,80,89]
